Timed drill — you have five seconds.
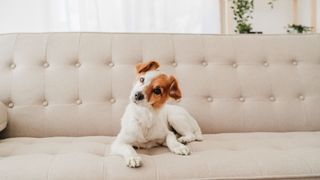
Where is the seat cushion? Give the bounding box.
[0,132,320,180]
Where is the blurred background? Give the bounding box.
[0,0,319,34]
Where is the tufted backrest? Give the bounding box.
[0,33,319,137]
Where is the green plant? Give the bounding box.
[231,0,254,34]
[286,24,313,33]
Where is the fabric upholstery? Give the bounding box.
[0,132,320,180]
[0,33,319,179]
[0,101,8,132]
[0,33,320,137]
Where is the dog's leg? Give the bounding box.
[178,133,197,144]
[111,141,142,168]
[178,132,204,144]
[165,131,190,155]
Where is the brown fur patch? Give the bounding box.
[145,74,182,109]
[135,61,160,75]
[168,76,181,100]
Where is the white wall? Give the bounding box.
[248,0,314,34]
[0,0,317,34]
[298,0,311,26]
[0,0,220,34]
[0,0,49,33]
[251,0,293,34]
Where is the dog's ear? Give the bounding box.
[168,76,182,100]
[136,61,160,74]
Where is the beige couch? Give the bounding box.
[0,33,319,180]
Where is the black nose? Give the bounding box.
[135,92,144,101]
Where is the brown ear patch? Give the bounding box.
[145,74,168,109]
[145,74,182,109]
[136,61,160,74]
[168,76,182,100]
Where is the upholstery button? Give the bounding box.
[108,61,114,67]
[43,61,49,68]
[42,100,48,106]
[171,61,177,67]
[10,63,16,69]
[239,97,245,102]
[269,96,275,101]
[263,61,269,67]
[75,62,81,68]
[292,59,298,65]
[76,99,82,105]
[8,102,14,108]
[232,63,238,68]
[109,98,116,104]
[207,96,213,102]
[201,60,208,67]
[299,95,305,100]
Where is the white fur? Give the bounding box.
[166,105,203,144]
[110,71,202,168]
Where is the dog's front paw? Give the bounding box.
[172,145,191,156]
[178,136,194,144]
[125,156,142,168]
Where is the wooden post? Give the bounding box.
[220,0,226,34]
[310,0,317,32]
[226,0,234,34]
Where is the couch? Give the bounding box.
[0,33,319,180]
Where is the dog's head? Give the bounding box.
[130,61,181,109]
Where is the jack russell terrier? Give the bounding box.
[111,61,203,168]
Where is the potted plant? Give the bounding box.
[286,24,313,34]
[231,0,254,34]
[232,0,277,34]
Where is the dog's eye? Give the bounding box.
[153,87,161,95]
[139,77,144,83]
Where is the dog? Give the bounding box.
[110,60,203,168]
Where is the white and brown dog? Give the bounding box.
[111,61,203,168]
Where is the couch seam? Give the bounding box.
[44,33,49,137]
[103,142,108,180]
[299,68,308,130]
[151,155,160,180]
[76,33,81,136]
[231,37,246,130]
[110,34,114,135]
[197,174,320,180]
[263,37,276,130]
[102,156,106,180]
[46,155,56,180]
[171,34,176,66]
[9,34,19,113]
[46,139,71,180]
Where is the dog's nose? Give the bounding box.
[135,92,144,101]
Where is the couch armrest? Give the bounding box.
[0,101,8,132]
